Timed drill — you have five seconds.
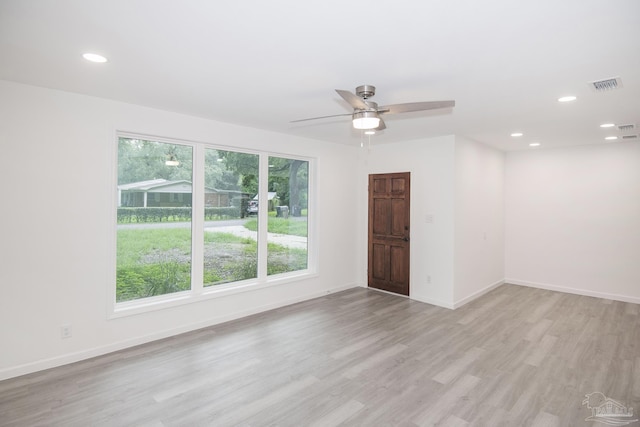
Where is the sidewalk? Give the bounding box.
[204,225,307,249]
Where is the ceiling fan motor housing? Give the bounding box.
[356,85,376,99]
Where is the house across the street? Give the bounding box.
[117,179,246,208]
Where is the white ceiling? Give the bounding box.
[1,0,638,151]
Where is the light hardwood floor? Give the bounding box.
[1,284,639,426]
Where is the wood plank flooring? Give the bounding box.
[1,284,639,426]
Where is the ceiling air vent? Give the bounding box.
[618,124,635,131]
[590,77,622,92]
[621,134,638,140]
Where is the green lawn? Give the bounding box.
[116,228,192,266]
[243,216,308,237]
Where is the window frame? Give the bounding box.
[109,131,316,319]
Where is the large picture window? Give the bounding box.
[115,135,312,309]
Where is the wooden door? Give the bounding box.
[368,172,410,296]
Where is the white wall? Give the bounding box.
[359,136,457,307]
[453,137,505,306]
[0,80,360,380]
[505,143,640,303]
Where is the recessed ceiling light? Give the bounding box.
[600,123,615,128]
[82,53,108,63]
[510,132,523,137]
[529,142,541,147]
[605,136,618,140]
[558,95,577,103]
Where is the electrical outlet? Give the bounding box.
[60,324,72,339]
[427,275,431,284]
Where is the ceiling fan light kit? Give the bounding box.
[352,111,380,130]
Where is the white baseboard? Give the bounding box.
[410,294,455,310]
[0,283,358,381]
[410,279,505,310]
[365,284,455,310]
[506,279,640,305]
[452,279,505,309]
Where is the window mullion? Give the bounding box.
[191,144,204,294]
[257,154,269,280]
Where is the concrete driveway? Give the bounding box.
[204,225,307,249]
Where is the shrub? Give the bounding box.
[117,206,242,223]
[116,261,191,302]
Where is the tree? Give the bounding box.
[218,151,259,195]
[268,157,308,215]
[118,138,193,184]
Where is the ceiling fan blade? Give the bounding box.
[290,113,352,123]
[379,100,455,115]
[335,89,370,110]
[376,117,386,131]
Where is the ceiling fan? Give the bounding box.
[291,85,455,131]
